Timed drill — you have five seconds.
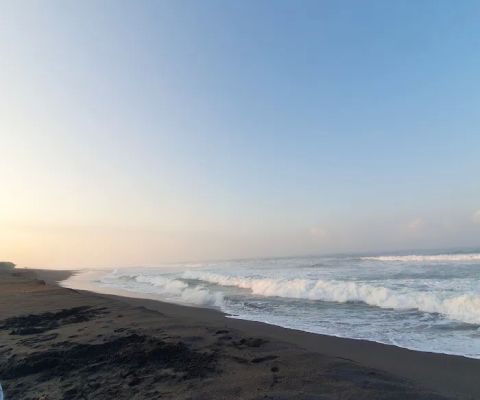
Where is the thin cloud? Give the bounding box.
[473,210,480,225]
[408,218,425,232]
[309,227,329,240]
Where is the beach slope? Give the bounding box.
[0,269,478,399]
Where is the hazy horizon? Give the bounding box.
[2,1,479,268]
[9,245,480,271]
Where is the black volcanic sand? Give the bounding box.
[0,270,478,399]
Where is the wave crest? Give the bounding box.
[101,271,224,307]
[362,253,480,262]
[182,270,480,324]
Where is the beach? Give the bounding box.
[1,269,479,400]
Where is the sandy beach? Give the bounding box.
[0,268,479,400]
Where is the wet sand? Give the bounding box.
[1,269,479,399]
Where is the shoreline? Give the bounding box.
[54,268,480,361]
[38,269,480,398]
[35,270,480,398]
[53,269,480,360]
[1,268,479,399]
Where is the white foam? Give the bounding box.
[362,253,480,262]
[182,270,480,324]
[101,271,224,307]
[59,256,480,358]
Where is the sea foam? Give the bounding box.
[62,252,480,358]
[182,270,480,324]
[362,253,480,262]
[101,270,224,307]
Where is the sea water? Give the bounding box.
[62,251,480,359]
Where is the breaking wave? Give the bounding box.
[101,271,224,307]
[182,270,480,324]
[362,253,480,262]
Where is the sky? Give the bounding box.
[1,0,479,268]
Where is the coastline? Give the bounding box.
[1,268,479,399]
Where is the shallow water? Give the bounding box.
[62,251,480,359]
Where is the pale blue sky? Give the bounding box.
[1,0,479,267]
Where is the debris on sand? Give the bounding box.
[0,306,107,335]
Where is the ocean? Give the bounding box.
[62,250,480,359]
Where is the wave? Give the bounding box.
[100,271,224,307]
[182,270,480,324]
[362,253,480,262]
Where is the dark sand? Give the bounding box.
[1,269,479,399]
